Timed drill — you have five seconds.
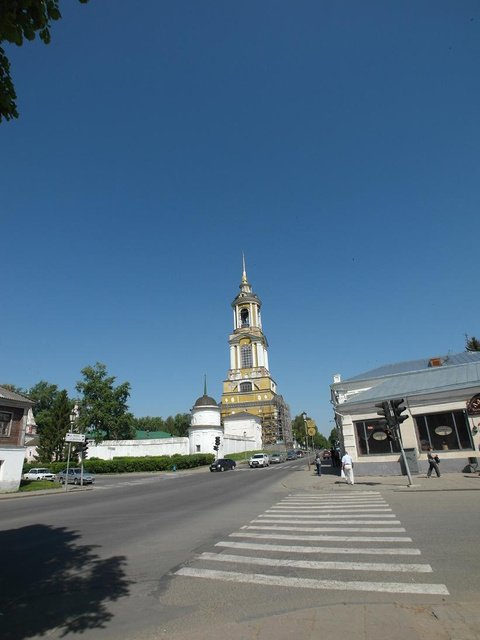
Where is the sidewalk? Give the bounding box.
[282,465,480,493]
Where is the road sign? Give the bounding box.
[307,426,316,436]
[65,432,85,443]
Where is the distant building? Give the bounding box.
[220,258,292,447]
[330,351,480,476]
[0,386,35,491]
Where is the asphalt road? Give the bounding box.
[2,462,480,640]
[1,461,299,640]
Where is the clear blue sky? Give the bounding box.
[2,1,479,436]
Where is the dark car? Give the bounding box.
[56,467,95,485]
[286,451,296,460]
[210,458,236,472]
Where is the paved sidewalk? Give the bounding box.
[282,465,480,493]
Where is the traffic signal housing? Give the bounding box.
[390,398,407,425]
[79,439,89,458]
[213,436,221,452]
[375,401,390,428]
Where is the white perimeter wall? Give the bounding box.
[87,438,189,460]
[0,447,25,492]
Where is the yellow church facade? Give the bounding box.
[220,260,292,446]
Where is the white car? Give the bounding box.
[23,468,56,481]
[249,453,269,468]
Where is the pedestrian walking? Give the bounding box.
[341,450,354,485]
[426,447,441,478]
[314,453,322,476]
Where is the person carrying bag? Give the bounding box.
[426,447,441,478]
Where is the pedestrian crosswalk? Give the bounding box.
[174,491,449,596]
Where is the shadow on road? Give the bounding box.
[0,524,131,640]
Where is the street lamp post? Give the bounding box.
[243,430,247,460]
[302,412,311,471]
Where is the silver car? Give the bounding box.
[56,467,95,485]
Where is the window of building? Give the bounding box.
[241,344,253,368]
[0,411,12,437]
[414,410,472,451]
[196,444,200,452]
[240,382,252,392]
[240,308,250,327]
[355,419,400,455]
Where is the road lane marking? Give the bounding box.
[216,541,421,555]
[252,518,402,525]
[266,507,393,511]
[198,552,433,573]
[230,532,412,542]
[175,568,449,595]
[242,525,406,533]
[257,513,398,519]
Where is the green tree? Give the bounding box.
[312,432,329,449]
[36,389,72,461]
[76,362,135,441]
[28,380,59,415]
[0,0,89,122]
[328,426,339,448]
[133,416,166,432]
[291,415,307,447]
[171,413,191,437]
[465,334,480,352]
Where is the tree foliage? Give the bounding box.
[75,362,135,441]
[36,388,72,461]
[133,413,191,437]
[465,334,480,352]
[0,0,89,122]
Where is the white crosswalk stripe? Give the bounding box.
[173,491,449,596]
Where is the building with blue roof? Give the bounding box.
[330,351,480,476]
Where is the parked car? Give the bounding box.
[286,451,297,460]
[23,468,56,481]
[322,449,331,460]
[270,452,285,463]
[249,453,269,468]
[56,468,95,485]
[210,458,236,472]
[295,450,304,458]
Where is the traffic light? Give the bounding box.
[390,398,407,425]
[214,436,221,452]
[375,401,390,428]
[81,440,89,457]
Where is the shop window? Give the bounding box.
[415,410,472,451]
[355,419,400,455]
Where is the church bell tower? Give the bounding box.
[220,257,292,446]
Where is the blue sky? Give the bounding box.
[2,1,479,435]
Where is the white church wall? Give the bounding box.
[190,408,221,426]
[188,428,222,455]
[87,438,189,460]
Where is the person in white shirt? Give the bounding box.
[341,451,354,485]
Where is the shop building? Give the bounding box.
[330,351,480,476]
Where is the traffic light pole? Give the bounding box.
[395,426,414,487]
[376,399,415,487]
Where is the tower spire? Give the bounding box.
[241,252,247,284]
[203,374,207,396]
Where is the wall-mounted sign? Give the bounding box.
[467,393,480,415]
